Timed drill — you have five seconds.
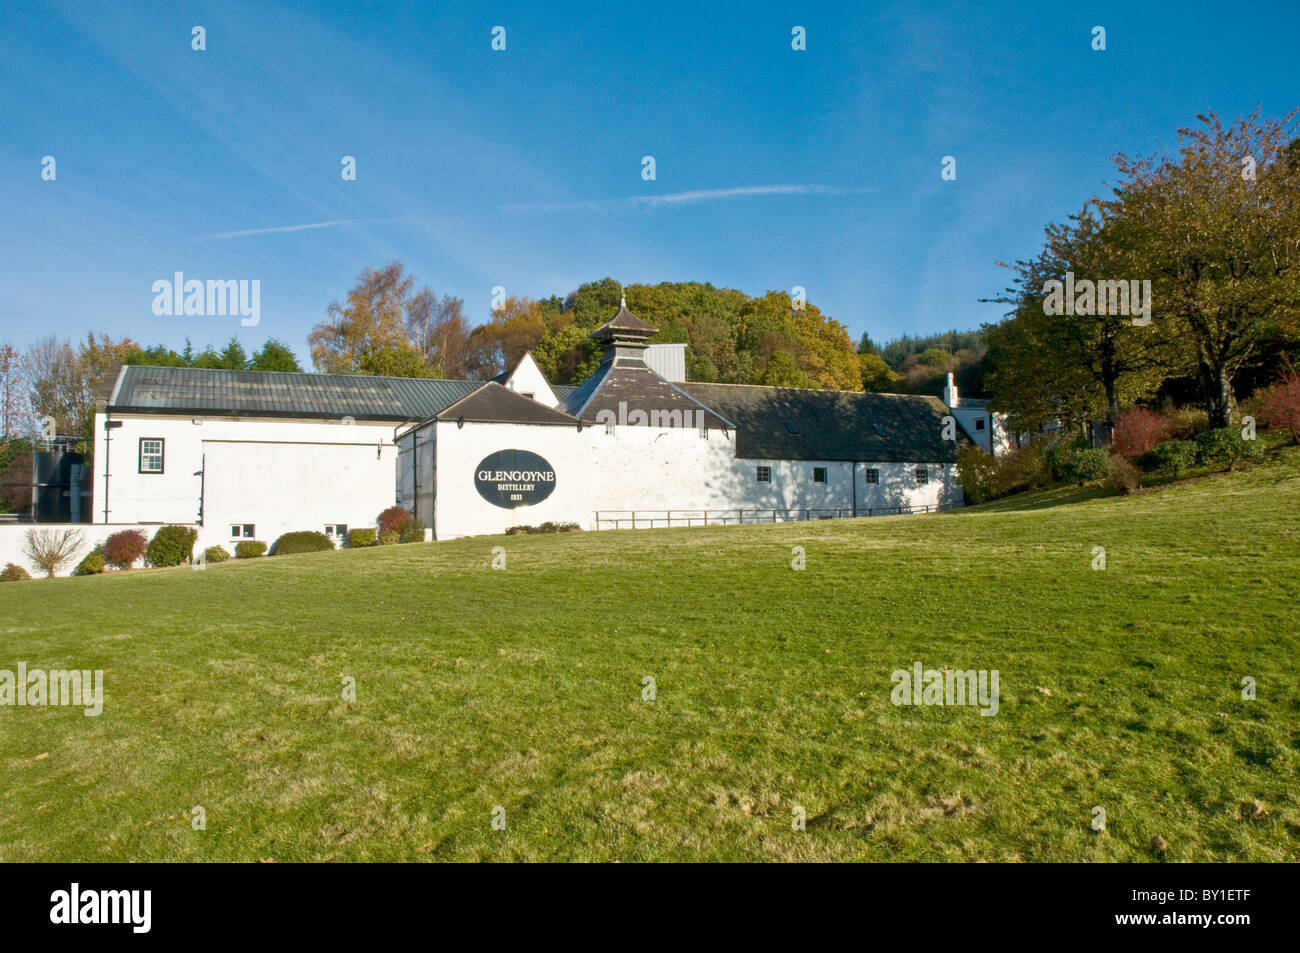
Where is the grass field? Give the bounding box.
[2,450,1298,862]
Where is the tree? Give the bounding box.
[991,201,1175,426]
[309,261,433,375]
[250,338,302,372]
[23,528,84,578]
[859,352,905,392]
[408,294,471,377]
[754,350,811,387]
[0,342,28,441]
[218,337,249,370]
[1106,110,1300,426]
[358,346,439,378]
[465,297,547,379]
[22,336,82,436]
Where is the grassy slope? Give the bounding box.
[2,451,1298,862]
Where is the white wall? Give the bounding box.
[91,412,400,551]
[433,421,592,538]
[0,523,150,578]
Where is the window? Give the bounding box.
[756,466,772,483]
[139,438,164,474]
[864,468,879,484]
[813,467,827,484]
[324,524,348,540]
[915,468,929,485]
[975,418,985,431]
[230,524,255,539]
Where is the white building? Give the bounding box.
[69,301,979,559]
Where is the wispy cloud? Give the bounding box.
[198,218,401,240]
[499,184,875,212]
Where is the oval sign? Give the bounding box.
[474,449,557,509]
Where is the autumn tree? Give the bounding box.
[309,261,433,375]
[1105,110,1300,426]
[0,342,27,441]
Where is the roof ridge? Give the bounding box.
[683,380,922,399]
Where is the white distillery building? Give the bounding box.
[78,301,990,556]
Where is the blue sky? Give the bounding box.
[3,0,1299,367]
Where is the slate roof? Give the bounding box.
[434,382,580,426]
[679,382,968,463]
[107,365,482,421]
[558,356,733,429]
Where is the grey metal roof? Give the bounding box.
[679,382,969,463]
[109,365,482,421]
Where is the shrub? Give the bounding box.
[1112,408,1174,460]
[399,517,426,543]
[271,531,335,555]
[147,524,199,567]
[235,540,267,558]
[347,528,377,547]
[996,443,1052,495]
[1259,362,1300,444]
[1103,453,1142,495]
[956,444,999,504]
[504,521,583,535]
[1139,439,1197,478]
[74,545,105,575]
[377,530,400,546]
[1195,428,1262,470]
[1,562,32,582]
[1057,447,1108,485]
[1168,407,1210,440]
[203,545,231,563]
[103,529,149,570]
[23,527,86,577]
[377,505,411,535]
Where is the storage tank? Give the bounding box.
[31,450,88,523]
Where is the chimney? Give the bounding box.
[943,372,958,408]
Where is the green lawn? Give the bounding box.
[2,451,1299,862]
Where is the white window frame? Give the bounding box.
[139,438,164,474]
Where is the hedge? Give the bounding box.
[74,545,105,575]
[1,562,32,582]
[399,517,426,543]
[271,531,335,556]
[203,546,231,563]
[103,529,149,569]
[378,506,411,535]
[347,528,377,548]
[147,525,199,567]
[235,541,267,558]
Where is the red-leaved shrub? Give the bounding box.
[103,529,149,569]
[1260,362,1300,444]
[377,505,411,535]
[1112,407,1174,460]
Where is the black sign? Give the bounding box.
[474,449,557,508]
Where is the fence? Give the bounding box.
[593,504,952,530]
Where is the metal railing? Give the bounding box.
[593,504,951,530]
